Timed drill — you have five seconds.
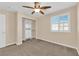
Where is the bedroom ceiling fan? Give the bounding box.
[22,2,51,15]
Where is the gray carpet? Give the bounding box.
[0,39,78,56]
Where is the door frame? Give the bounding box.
[22,17,32,41]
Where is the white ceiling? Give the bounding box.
[0,2,77,17]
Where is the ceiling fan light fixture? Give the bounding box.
[34,9,40,12]
[22,2,51,15]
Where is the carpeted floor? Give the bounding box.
[0,39,78,56]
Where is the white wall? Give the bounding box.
[36,6,77,48]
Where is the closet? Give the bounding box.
[22,18,36,41]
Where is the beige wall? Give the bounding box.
[36,6,77,48]
[32,20,36,38]
[0,9,17,46]
[77,3,79,53]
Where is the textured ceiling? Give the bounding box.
[0,2,77,17]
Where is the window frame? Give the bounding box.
[51,13,71,32]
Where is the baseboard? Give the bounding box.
[37,38,77,49]
[5,38,77,49]
[6,42,16,47]
[16,41,22,46]
[5,41,22,48]
[51,41,76,49]
[76,48,79,55]
[37,38,79,55]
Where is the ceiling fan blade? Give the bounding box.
[32,11,35,14]
[40,10,44,15]
[40,6,51,9]
[34,2,40,8]
[23,6,34,9]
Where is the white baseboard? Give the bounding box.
[50,41,76,49]
[37,38,79,55]
[76,48,79,55]
[37,38,77,49]
[4,41,22,48]
[6,42,16,47]
[16,42,22,46]
[6,42,22,47]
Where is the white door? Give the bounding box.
[25,21,32,39]
[0,15,6,48]
[22,19,32,41]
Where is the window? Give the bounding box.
[51,14,71,32]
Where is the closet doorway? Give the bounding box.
[22,18,36,41]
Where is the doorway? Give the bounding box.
[22,18,36,41]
